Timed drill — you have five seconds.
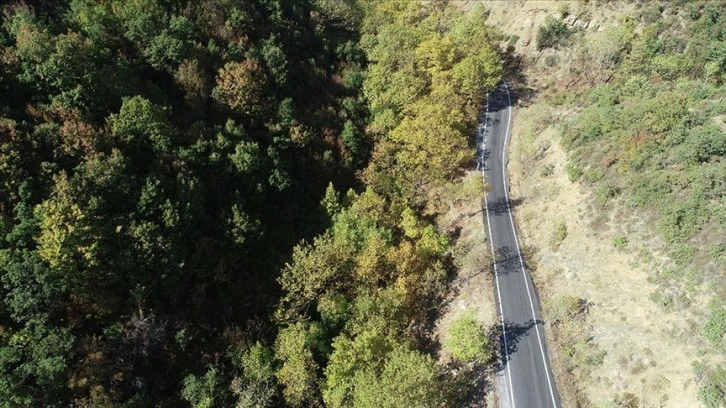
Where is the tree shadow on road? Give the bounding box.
[493,249,522,277]
[491,318,544,371]
[485,196,524,216]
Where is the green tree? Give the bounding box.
[361,20,427,133]
[574,25,633,84]
[389,74,470,198]
[65,0,123,43]
[0,318,74,406]
[351,347,448,408]
[181,367,223,408]
[340,120,367,166]
[213,60,267,115]
[321,182,342,217]
[144,15,195,71]
[231,343,278,408]
[323,330,392,407]
[274,322,322,407]
[445,311,492,364]
[415,34,457,74]
[110,96,176,155]
[9,17,128,117]
[452,48,502,104]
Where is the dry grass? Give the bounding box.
[507,105,711,407]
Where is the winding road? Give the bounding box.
[478,83,561,408]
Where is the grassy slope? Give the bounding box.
[483,1,725,406]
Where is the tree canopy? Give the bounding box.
[0,0,503,406]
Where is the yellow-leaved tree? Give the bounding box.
[213,60,266,115]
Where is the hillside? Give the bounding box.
[486,1,726,406]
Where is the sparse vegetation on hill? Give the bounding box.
[501,0,725,406]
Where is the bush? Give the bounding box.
[536,17,573,50]
[638,4,664,24]
[612,235,628,250]
[540,164,554,177]
[704,300,726,347]
[546,295,586,324]
[595,182,621,207]
[699,384,725,408]
[583,168,604,183]
[670,244,695,266]
[558,3,570,19]
[678,124,726,164]
[659,199,706,243]
[566,162,583,182]
[549,221,568,250]
[445,311,491,364]
[613,392,640,408]
[629,172,671,208]
[694,362,726,408]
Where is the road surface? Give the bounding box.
[478,83,561,408]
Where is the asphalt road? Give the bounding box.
[478,83,561,408]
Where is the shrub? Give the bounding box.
[704,300,726,347]
[566,162,583,182]
[629,172,671,208]
[546,295,586,324]
[583,168,604,183]
[594,182,621,207]
[678,124,726,164]
[549,221,568,250]
[540,163,554,177]
[445,311,491,364]
[670,244,695,266]
[659,199,706,243]
[558,3,570,19]
[536,17,573,50]
[694,362,726,408]
[612,235,628,250]
[639,4,664,24]
[708,243,726,259]
[699,384,725,408]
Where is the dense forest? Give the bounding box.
[0,1,503,406]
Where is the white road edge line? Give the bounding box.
[481,93,516,408]
[501,82,559,408]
